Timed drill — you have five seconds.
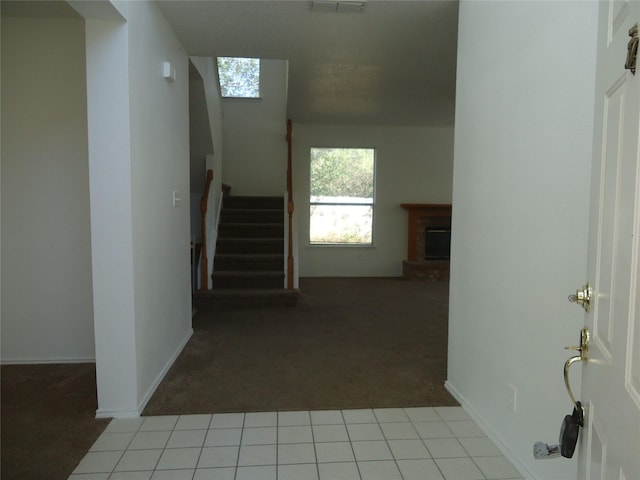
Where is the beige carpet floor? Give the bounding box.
[143,277,457,415]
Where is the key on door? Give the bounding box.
[559,401,583,458]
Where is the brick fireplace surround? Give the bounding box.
[400,203,452,281]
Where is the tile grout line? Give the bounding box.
[429,407,455,480]
[409,407,458,480]
[306,410,322,480]
[275,412,279,479]
[107,418,142,478]
[389,408,416,480]
[341,409,364,480]
[233,413,246,480]
[151,416,173,475]
[189,414,213,480]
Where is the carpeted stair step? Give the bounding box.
[207,193,288,301]
[214,253,284,271]
[221,208,283,224]
[194,288,299,309]
[212,271,284,289]
[218,222,284,239]
[216,238,284,255]
[223,195,284,210]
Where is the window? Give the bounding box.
[309,148,375,245]
[216,57,260,98]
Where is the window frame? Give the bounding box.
[308,147,377,246]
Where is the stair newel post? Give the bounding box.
[200,169,214,290]
[286,119,294,290]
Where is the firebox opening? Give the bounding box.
[425,228,451,260]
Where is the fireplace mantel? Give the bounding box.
[400,204,452,261]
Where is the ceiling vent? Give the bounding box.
[311,1,366,13]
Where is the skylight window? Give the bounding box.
[216,57,260,98]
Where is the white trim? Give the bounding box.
[0,357,96,365]
[95,407,140,419]
[445,380,535,480]
[136,328,194,415]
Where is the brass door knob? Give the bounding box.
[568,283,592,312]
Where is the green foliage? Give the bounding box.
[310,148,375,199]
[217,57,260,98]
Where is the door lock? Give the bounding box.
[568,283,592,312]
[534,327,590,461]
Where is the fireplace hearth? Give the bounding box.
[400,204,452,281]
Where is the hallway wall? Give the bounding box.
[448,2,598,478]
[1,15,95,363]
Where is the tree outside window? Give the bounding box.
[217,57,260,98]
[309,148,375,245]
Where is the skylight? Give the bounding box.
[216,57,260,98]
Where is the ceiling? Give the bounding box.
[1,0,81,19]
[158,1,459,126]
[1,0,459,126]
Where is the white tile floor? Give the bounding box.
[69,407,524,480]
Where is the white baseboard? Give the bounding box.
[445,380,536,480]
[95,407,140,419]
[1,356,96,365]
[136,327,194,415]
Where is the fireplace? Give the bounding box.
[400,204,452,281]
[424,227,451,260]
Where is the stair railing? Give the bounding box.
[286,119,294,290]
[199,169,214,290]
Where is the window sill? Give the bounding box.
[307,243,376,248]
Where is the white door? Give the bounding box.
[578,1,640,478]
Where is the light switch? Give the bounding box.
[172,190,181,207]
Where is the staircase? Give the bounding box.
[195,194,298,309]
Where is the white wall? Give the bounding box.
[448,2,598,479]
[222,59,288,196]
[1,16,95,363]
[292,124,454,277]
[125,1,193,409]
[83,10,139,416]
[190,57,224,180]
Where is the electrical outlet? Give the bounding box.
[508,384,518,412]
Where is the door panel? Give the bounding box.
[580,1,640,478]
[586,406,607,480]
[596,76,625,358]
[628,205,640,405]
[609,0,629,39]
